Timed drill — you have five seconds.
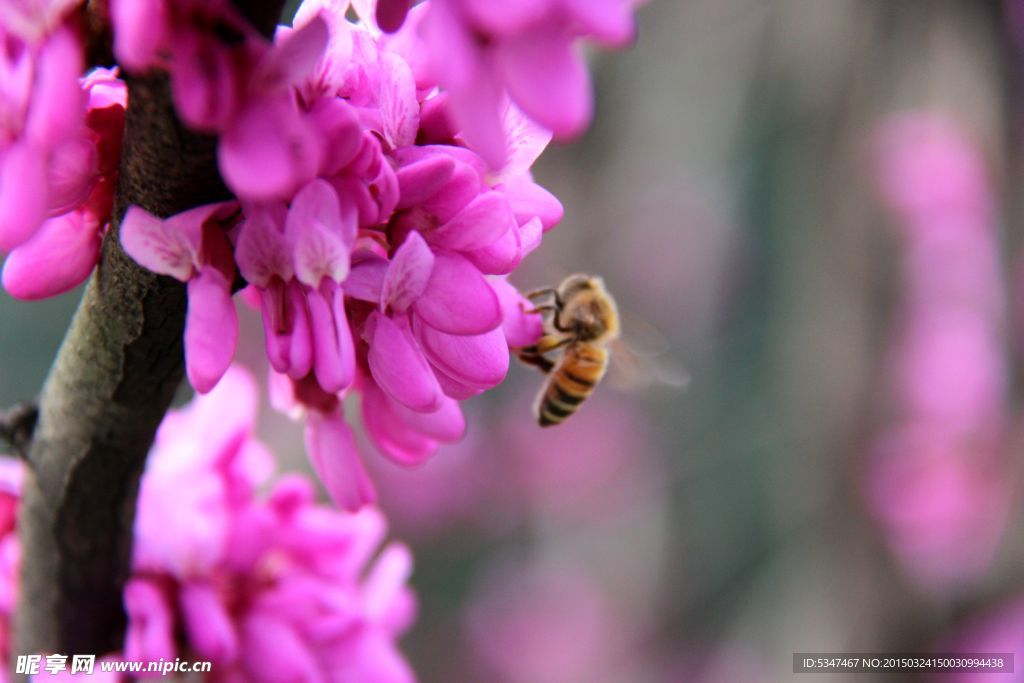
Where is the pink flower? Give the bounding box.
[120,201,242,393]
[127,364,417,682]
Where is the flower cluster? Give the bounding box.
[0,3,126,300]
[0,366,416,682]
[106,0,632,510]
[865,112,1012,591]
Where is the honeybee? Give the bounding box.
[514,274,620,427]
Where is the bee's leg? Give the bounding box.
[525,287,557,302]
[526,304,557,316]
[515,345,555,374]
[535,333,571,354]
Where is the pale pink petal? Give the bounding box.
[180,580,238,662]
[185,268,238,394]
[2,212,99,300]
[120,206,197,281]
[124,579,176,663]
[461,0,548,33]
[0,144,48,251]
[326,632,416,683]
[381,230,434,313]
[379,52,419,147]
[306,282,356,393]
[363,543,415,624]
[286,179,355,286]
[414,252,502,334]
[305,412,376,511]
[392,394,465,442]
[367,312,444,412]
[519,216,543,257]
[449,80,507,170]
[431,190,516,251]
[395,154,455,209]
[491,100,552,183]
[234,205,293,287]
[495,27,593,139]
[491,277,544,348]
[219,98,321,200]
[418,324,509,389]
[110,0,168,70]
[254,14,329,92]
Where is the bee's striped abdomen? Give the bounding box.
[536,344,609,426]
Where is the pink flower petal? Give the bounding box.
[124,579,176,663]
[448,79,507,170]
[241,611,323,683]
[235,205,292,287]
[286,179,355,286]
[0,144,48,251]
[120,206,198,281]
[503,175,563,230]
[491,100,552,183]
[495,26,593,139]
[256,15,330,92]
[419,159,483,223]
[491,277,544,348]
[564,0,636,46]
[418,323,509,389]
[45,136,98,216]
[219,98,321,200]
[259,279,314,379]
[414,251,502,334]
[309,98,362,175]
[367,311,444,412]
[25,28,85,144]
[431,190,516,251]
[379,51,419,148]
[185,267,238,394]
[180,580,238,662]
[461,0,548,33]
[306,282,355,393]
[2,212,100,300]
[465,223,522,275]
[305,412,376,511]
[345,252,388,302]
[110,0,168,70]
[361,382,438,466]
[171,31,240,131]
[381,230,434,313]
[393,394,466,442]
[395,154,456,209]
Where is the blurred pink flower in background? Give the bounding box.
[466,560,638,683]
[932,597,1024,682]
[865,111,1014,593]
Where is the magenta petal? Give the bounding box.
[361,383,438,466]
[260,279,314,378]
[344,253,388,302]
[418,324,509,389]
[309,98,362,175]
[286,179,354,286]
[461,0,547,33]
[25,28,85,144]
[241,611,322,683]
[219,98,320,200]
[504,175,563,230]
[186,268,238,394]
[420,161,482,223]
[379,52,420,148]
[306,282,355,393]
[396,154,455,209]
[433,366,484,400]
[0,144,48,251]
[234,205,292,286]
[124,579,176,663]
[305,412,376,511]
[495,27,593,139]
[449,79,507,170]
[180,581,238,662]
[367,312,444,412]
[111,0,168,70]
[414,252,501,334]
[46,136,98,216]
[171,31,239,131]
[381,231,434,313]
[2,212,99,300]
[564,0,636,46]
[491,278,544,348]
[254,14,329,91]
[393,394,466,442]
[466,223,522,275]
[431,190,516,251]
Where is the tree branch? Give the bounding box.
[14,0,286,658]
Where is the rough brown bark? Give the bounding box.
[14,0,286,658]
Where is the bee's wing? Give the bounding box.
[608,338,691,391]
